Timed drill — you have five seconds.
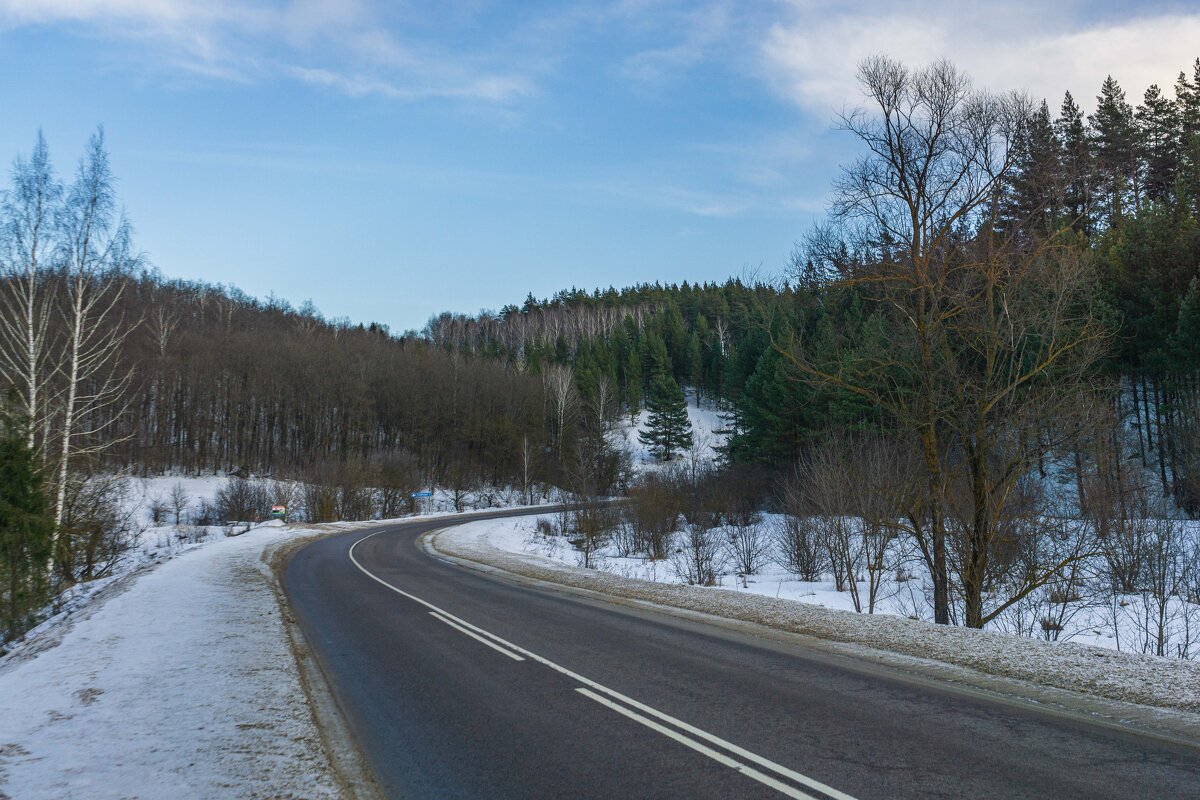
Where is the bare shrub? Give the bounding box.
[626,474,682,560]
[570,501,617,569]
[773,466,827,581]
[192,498,219,526]
[169,482,190,525]
[58,475,141,583]
[671,521,724,586]
[302,482,338,523]
[146,493,169,526]
[174,525,209,546]
[724,520,770,578]
[215,477,269,523]
[772,514,826,581]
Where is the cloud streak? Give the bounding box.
[0,0,540,104]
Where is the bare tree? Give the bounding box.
[786,57,1109,626]
[50,129,141,548]
[168,481,190,526]
[520,434,537,506]
[146,306,179,358]
[543,363,577,457]
[0,132,61,454]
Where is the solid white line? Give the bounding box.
[429,611,525,661]
[575,688,821,800]
[347,527,857,800]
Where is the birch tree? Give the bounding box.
[51,129,140,539]
[0,132,62,454]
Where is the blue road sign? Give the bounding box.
[411,491,434,498]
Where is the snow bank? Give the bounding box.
[0,525,340,799]
[433,517,1200,715]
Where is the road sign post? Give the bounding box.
[410,490,433,514]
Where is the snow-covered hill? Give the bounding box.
[617,390,730,473]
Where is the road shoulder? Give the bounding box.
[265,528,387,800]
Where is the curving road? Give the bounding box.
[284,512,1200,799]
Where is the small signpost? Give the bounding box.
[270,504,287,522]
[410,490,433,514]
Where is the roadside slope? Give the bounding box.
[0,526,339,800]
[431,518,1200,721]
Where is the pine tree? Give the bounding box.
[1135,84,1180,203]
[638,375,692,461]
[1002,100,1062,237]
[1181,59,1200,150]
[1090,76,1138,222]
[0,402,53,641]
[1057,91,1092,232]
[1177,61,1200,216]
[684,331,702,398]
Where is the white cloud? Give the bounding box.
[0,0,538,105]
[762,1,1200,117]
[288,66,532,103]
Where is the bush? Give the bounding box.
[215,477,270,523]
[58,475,140,583]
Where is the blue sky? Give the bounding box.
[1,1,1198,332]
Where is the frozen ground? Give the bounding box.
[0,522,340,800]
[434,516,1200,713]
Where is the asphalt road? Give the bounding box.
[284,512,1200,799]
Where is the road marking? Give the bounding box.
[575,688,822,800]
[429,611,525,661]
[347,527,858,800]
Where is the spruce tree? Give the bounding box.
[0,404,53,641]
[638,375,692,461]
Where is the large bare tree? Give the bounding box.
[785,57,1110,626]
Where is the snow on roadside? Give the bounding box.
[0,524,339,800]
[433,517,1200,714]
